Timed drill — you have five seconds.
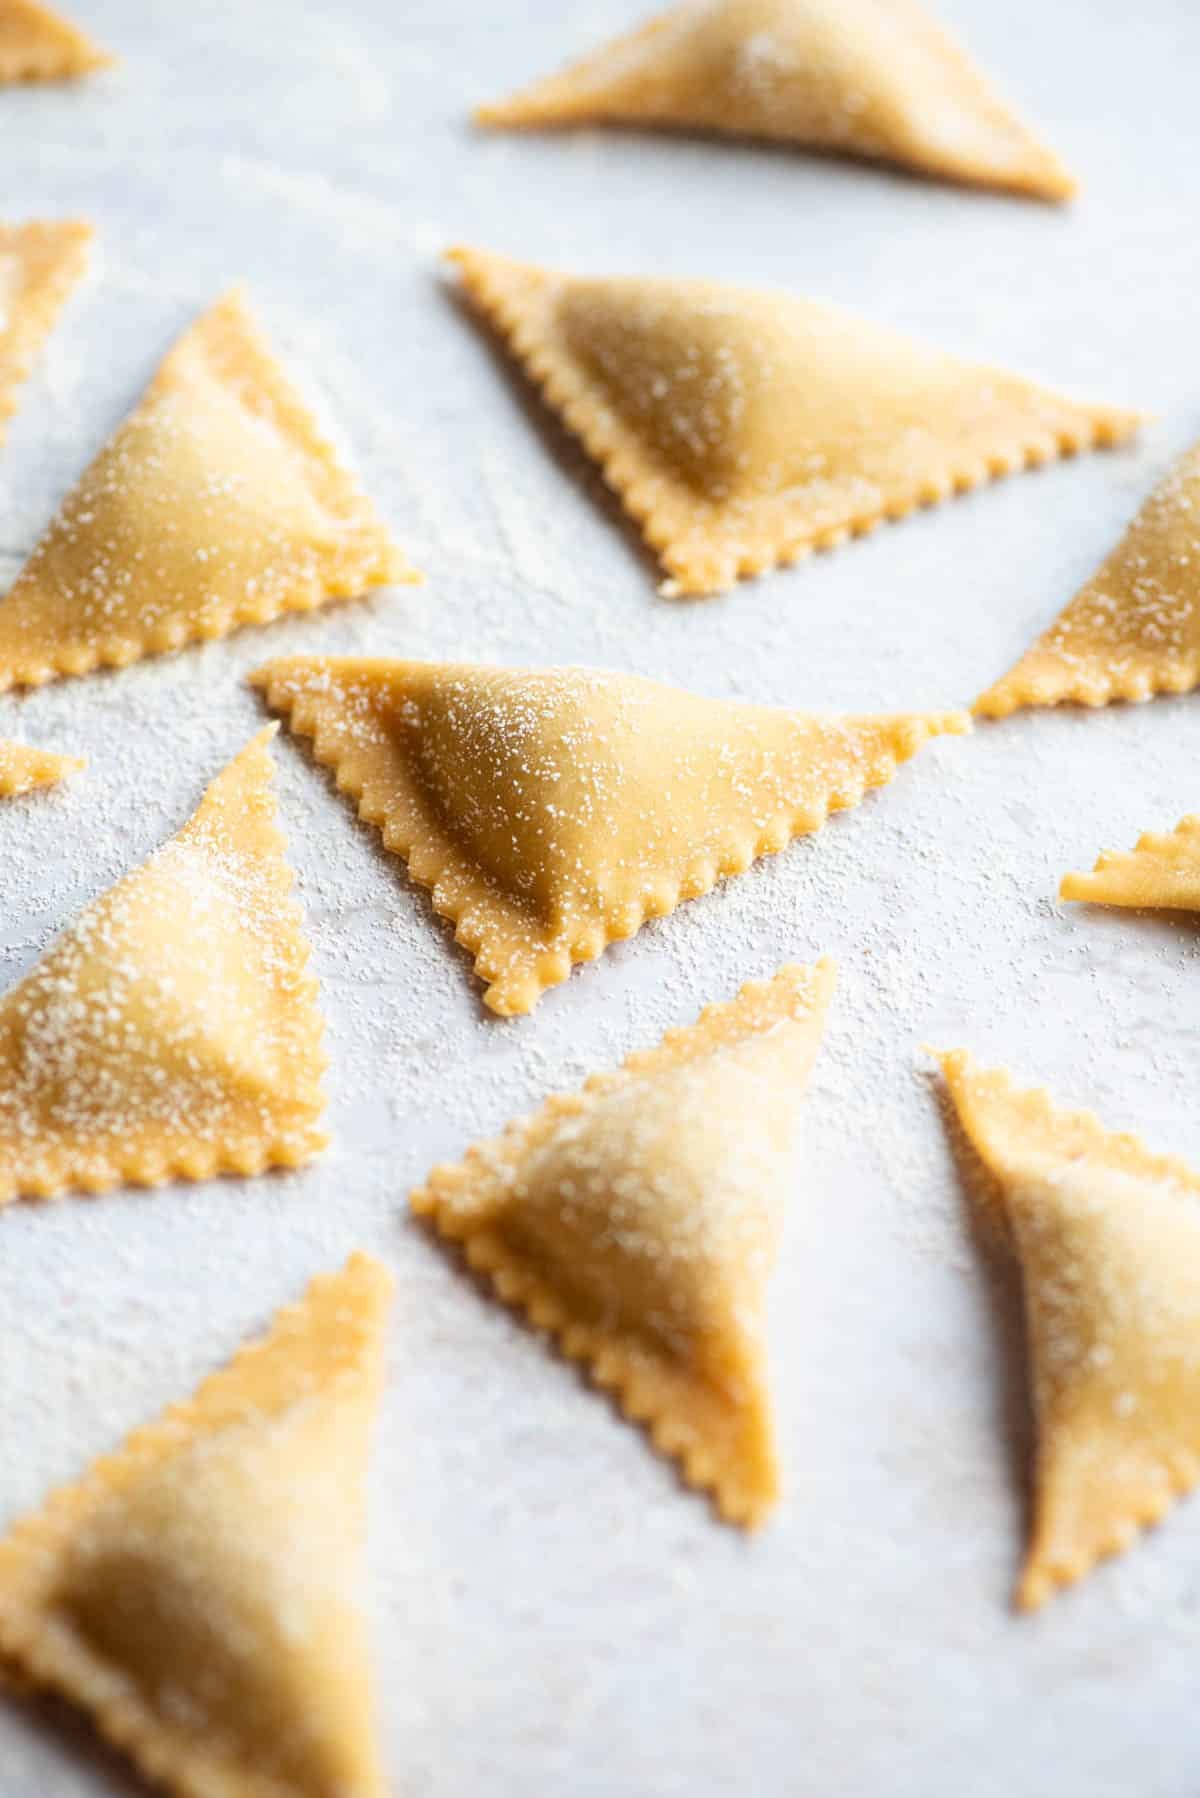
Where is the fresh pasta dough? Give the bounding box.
[413,962,835,1524]
[255,655,966,1013]
[449,246,1138,596]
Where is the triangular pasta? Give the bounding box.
[0,737,83,795]
[0,289,415,691]
[413,961,834,1524]
[0,0,111,81]
[975,441,1200,716]
[0,1253,392,1798]
[1061,815,1200,913]
[448,246,1139,597]
[253,655,967,1015]
[0,725,326,1203]
[0,217,90,447]
[935,1048,1200,1609]
[476,0,1075,202]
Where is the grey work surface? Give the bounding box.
[2,1,1200,1793]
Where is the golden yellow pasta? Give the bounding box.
[414,962,834,1525]
[477,0,1075,201]
[976,440,1200,716]
[254,655,967,1014]
[0,289,414,691]
[0,727,327,1204]
[936,1048,1200,1610]
[1061,815,1200,912]
[0,217,90,447]
[0,0,111,81]
[0,1254,392,1798]
[449,246,1139,596]
[0,737,83,795]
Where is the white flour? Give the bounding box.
[2,0,1200,1794]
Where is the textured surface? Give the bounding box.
[0,1255,392,1798]
[449,245,1137,594]
[471,0,1077,198]
[413,963,836,1528]
[254,656,964,1013]
[0,219,91,443]
[1,1,1200,1794]
[0,728,328,1203]
[975,435,1200,715]
[936,1050,1200,1612]
[0,290,411,689]
[0,0,111,83]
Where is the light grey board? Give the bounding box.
[1,1,1199,1793]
